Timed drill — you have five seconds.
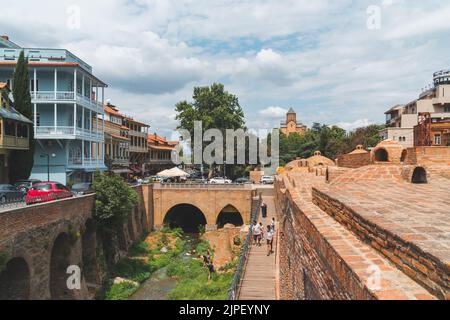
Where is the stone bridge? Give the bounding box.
[0,183,254,299]
[151,183,254,232]
[0,186,149,300]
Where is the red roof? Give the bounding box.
[0,82,8,90]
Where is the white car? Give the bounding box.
[260,176,274,185]
[209,177,232,184]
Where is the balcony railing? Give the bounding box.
[0,136,29,149]
[35,126,104,140]
[30,91,103,111]
[68,157,104,167]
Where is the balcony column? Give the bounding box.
[89,110,92,139]
[33,104,37,135]
[54,104,57,131]
[33,69,37,99]
[54,69,58,99]
[96,85,99,135]
[102,86,105,164]
[73,104,77,134]
[74,68,77,98]
[89,78,92,104]
[82,139,85,166]
[82,74,85,98]
[82,107,85,136]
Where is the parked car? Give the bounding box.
[234,177,251,184]
[13,179,41,193]
[71,183,94,196]
[0,184,26,204]
[209,177,232,184]
[26,182,73,205]
[260,176,275,185]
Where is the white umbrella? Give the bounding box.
[157,167,189,178]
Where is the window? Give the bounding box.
[445,106,450,113]
[434,135,441,145]
[33,184,52,191]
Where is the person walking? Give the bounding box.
[266,225,274,256]
[251,220,261,246]
[261,202,267,218]
[271,217,276,232]
[259,222,265,242]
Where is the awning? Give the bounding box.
[157,167,189,178]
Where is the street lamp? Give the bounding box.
[40,153,56,182]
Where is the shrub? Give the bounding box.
[104,282,139,300]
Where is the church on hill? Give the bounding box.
[280,108,308,136]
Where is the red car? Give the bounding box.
[26,182,73,205]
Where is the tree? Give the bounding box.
[9,50,34,183]
[175,83,246,178]
[92,172,138,233]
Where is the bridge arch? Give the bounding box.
[0,256,31,300]
[164,204,207,233]
[216,205,244,229]
[50,232,75,300]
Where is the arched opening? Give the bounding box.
[50,233,75,300]
[81,219,97,286]
[412,167,427,184]
[375,148,389,162]
[164,204,207,233]
[401,150,407,163]
[216,205,244,229]
[0,257,30,300]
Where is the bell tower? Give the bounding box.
[287,108,297,124]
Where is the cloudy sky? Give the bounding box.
[1,0,450,138]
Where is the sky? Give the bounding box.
[1,0,450,139]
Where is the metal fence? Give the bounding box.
[227,194,262,300]
[0,193,74,211]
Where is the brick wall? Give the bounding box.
[275,179,374,300]
[336,153,371,168]
[404,147,450,166]
[312,188,449,300]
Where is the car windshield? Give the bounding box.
[33,184,52,191]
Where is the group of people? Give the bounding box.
[252,205,276,256]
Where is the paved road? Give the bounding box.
[238,195,278,300]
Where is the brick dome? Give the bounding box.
[372,140,405,163]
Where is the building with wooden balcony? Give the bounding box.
[0,82,32,183]
[146,133,178,175]
[103,103,130,176]
[123,116,149,176]
[0,36,107,184]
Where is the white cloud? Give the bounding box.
[1,0,449,135]
[259,106,288,118]
[335,119,373,131]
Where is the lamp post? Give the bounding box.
[40,153,56,182]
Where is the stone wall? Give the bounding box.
[405,146,450,166]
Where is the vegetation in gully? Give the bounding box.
[98,227,238,300]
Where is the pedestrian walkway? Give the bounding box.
[238,195,278,300]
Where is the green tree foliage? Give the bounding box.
[175,83,246,178]
[92,172,138,234]
[9,50,35,182]
[279,123,384,165]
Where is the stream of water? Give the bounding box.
[129,234,200,300]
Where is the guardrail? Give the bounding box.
[0,193,74,211]
[227,194,262,300]
[154,183,252,190]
